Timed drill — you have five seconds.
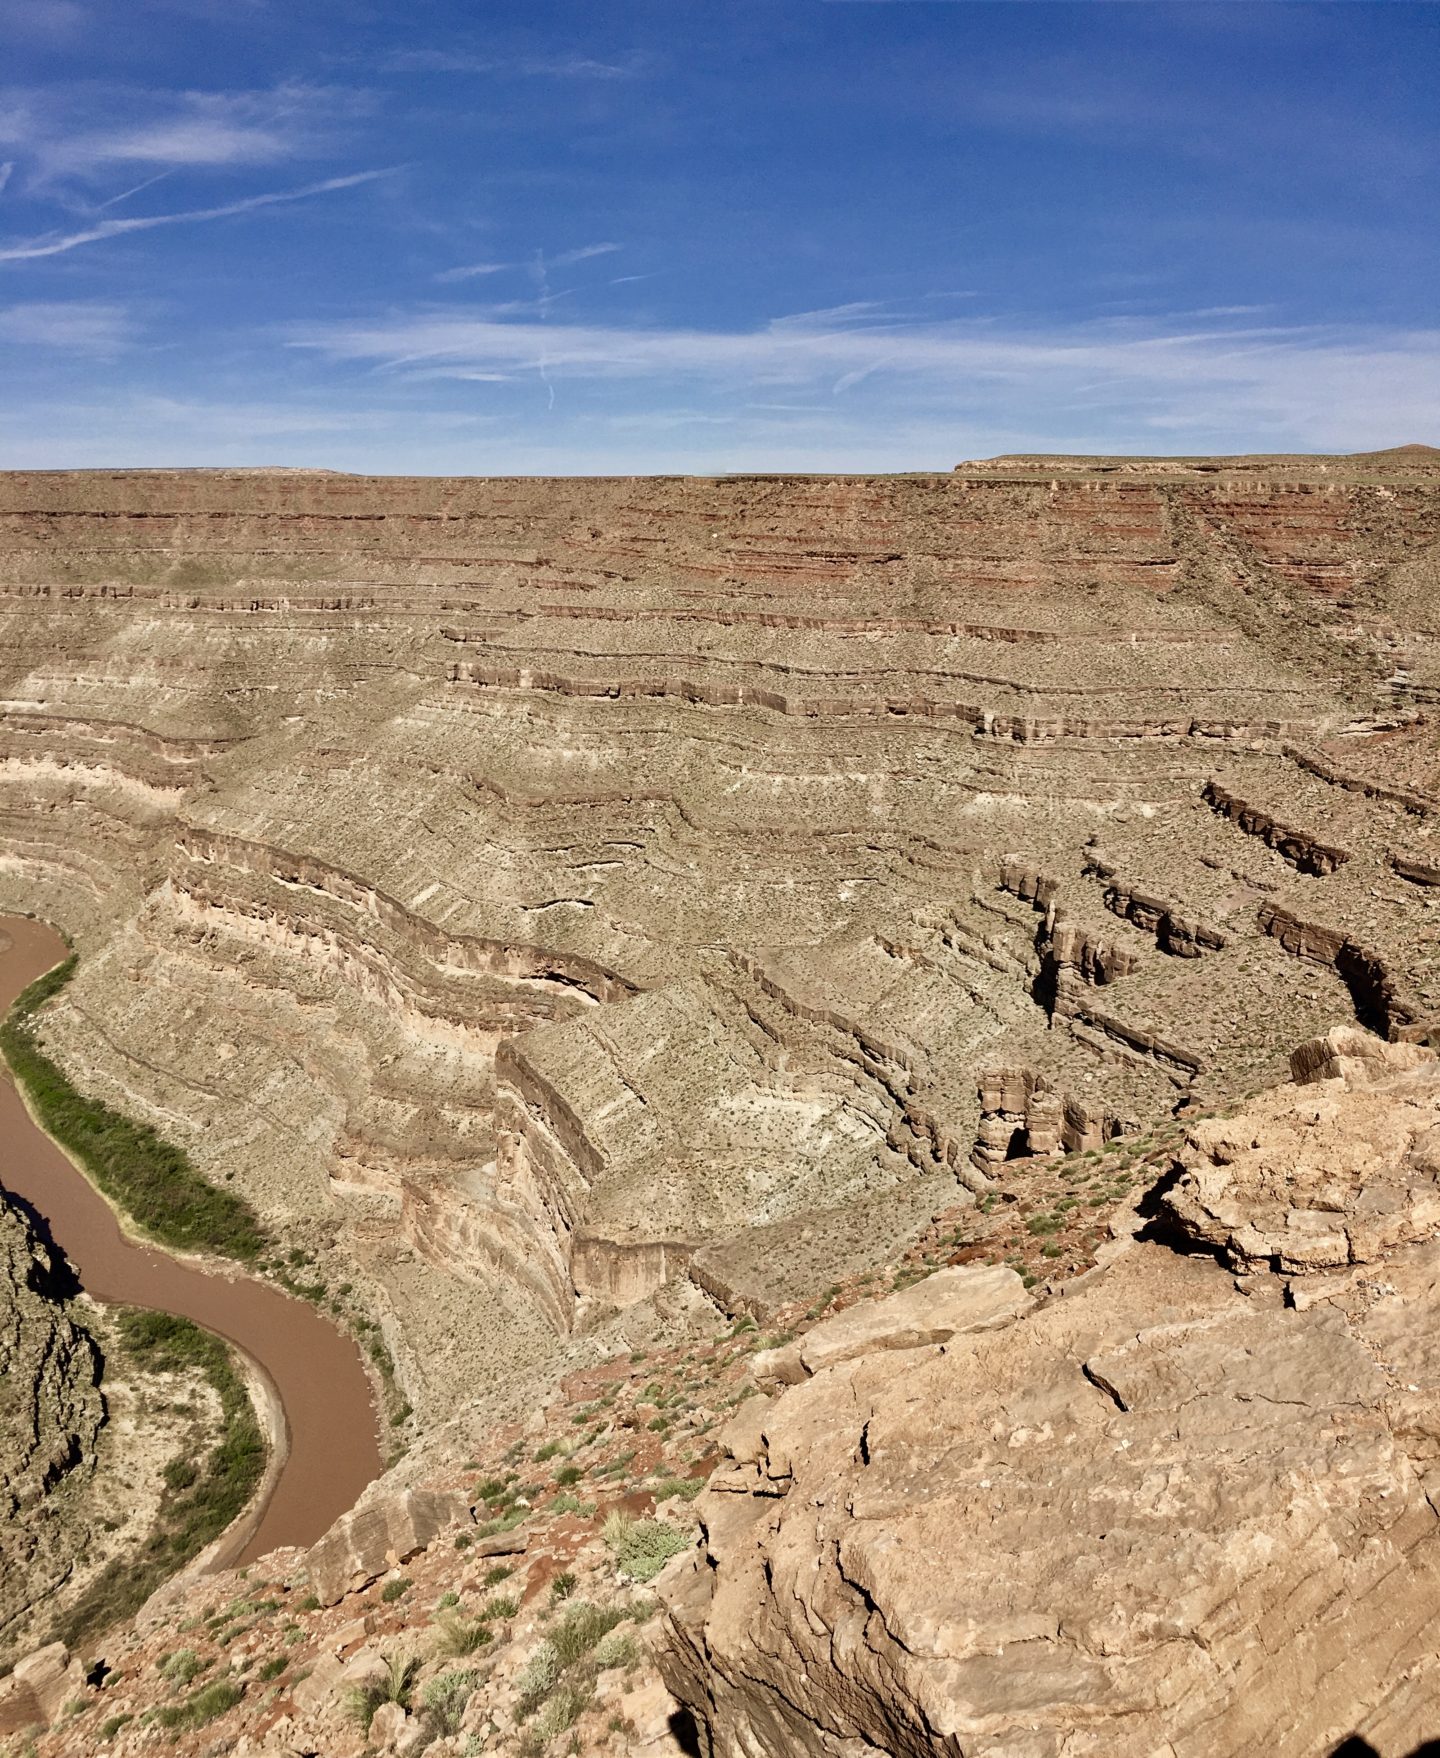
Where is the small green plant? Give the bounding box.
[298,1593,321,1611]
[257,1657,287,1682]
[550,1601,624,1666]
[482,1564,514,1587]
[650,1475,705,1503]
[380,1575,412,1603]
[593,1628,637,1669]
[474,1476,507,1502]
[422,1668,479,1735]
[488,1592,520,1620]
[158,1648,207,1686]
[99,1713,134,1739]
[515,1641,561,1717]
[344,1652,418,1731]
[551,1491,596,1517]
[433,1613,494,1659]
[553,1463,583,1486]
[533,1440,563,1462]
[154,1680,244,1731]
[602,1513,691,1583]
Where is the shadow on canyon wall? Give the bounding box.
[1330,1741,1440,1757]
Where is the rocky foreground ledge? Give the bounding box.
[657,1030,1440,1758]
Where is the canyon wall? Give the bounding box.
[0,1203,102,1670]
[1,454,1438,1417]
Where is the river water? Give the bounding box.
[0,914,383,1565]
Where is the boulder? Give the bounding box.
[0,1642,85,1734]
[659,1235,1440,1757]
[303,1488,472,1607]
[1165,1041,1440,1273]
[753,1265,1030,1390]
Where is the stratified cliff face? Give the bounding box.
[657,1035,1440,1758]
[0,1201,102,1668]
[1,455,1438,1417]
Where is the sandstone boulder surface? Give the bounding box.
[1164,1036,1440,1273]
[303,1488,472,1607]
[752,1262,1030,1388]
[659,1053,1440,1757]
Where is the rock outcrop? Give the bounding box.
[658,1040,1440,1757]
[0,1201,102,1669]
[303,1487,473,1607]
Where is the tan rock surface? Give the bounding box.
[659,1052,1440,1757]
[303,1488,472,1606]
[1164,1037,1440,1273]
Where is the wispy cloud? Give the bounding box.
[377,48,642,80]
[288,308,1440,451]
[0,299,134,349]
[435,261,514,284]
[551,242,620,267]
[0,162,12,198]
[436,245,620,286]
[2,82,371,188]
[0,168,393,263]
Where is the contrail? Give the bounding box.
[0,169,395,264]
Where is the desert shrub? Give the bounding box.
[515,1641,561,1717]
[345,1652,417,1730]
[298,1593,321,1611]
[533,1440,562,1462]
[421,1668,478,1736]
[650,1475,705,1503]
[380,1576,411,1603]
[550,1602,624,1667]
[157,1648,207,1686]
[593,1629,638,1670]
[550,1492,595,1517]
[474,1476,507,1501]
[533,1679,591,1739]
[257,1656,287,1682]
[482,1564,514,1587]
[603,1514,691,1583]
[437,1590,460,1609]
[550,1571,577,1602]
[433,1613,493,1658]
[154,1680,244,1731]
[99,1714,133,1739]
[553,1463,583,1486]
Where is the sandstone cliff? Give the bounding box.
[657,1037,1440,1757]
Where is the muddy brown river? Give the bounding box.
[0,914,383,1565]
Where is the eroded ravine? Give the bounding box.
[0,913,382,1567]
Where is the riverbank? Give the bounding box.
[0,915,382,1597]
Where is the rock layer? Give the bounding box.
[2,456,1439,1418]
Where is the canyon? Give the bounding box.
[1,448,1439,1755]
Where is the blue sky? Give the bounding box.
[1,0,1436,472]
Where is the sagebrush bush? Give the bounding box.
[422,1668,478,1735]
[602,1513,691,1583]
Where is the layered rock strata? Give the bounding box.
[1,456,1438,1415]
